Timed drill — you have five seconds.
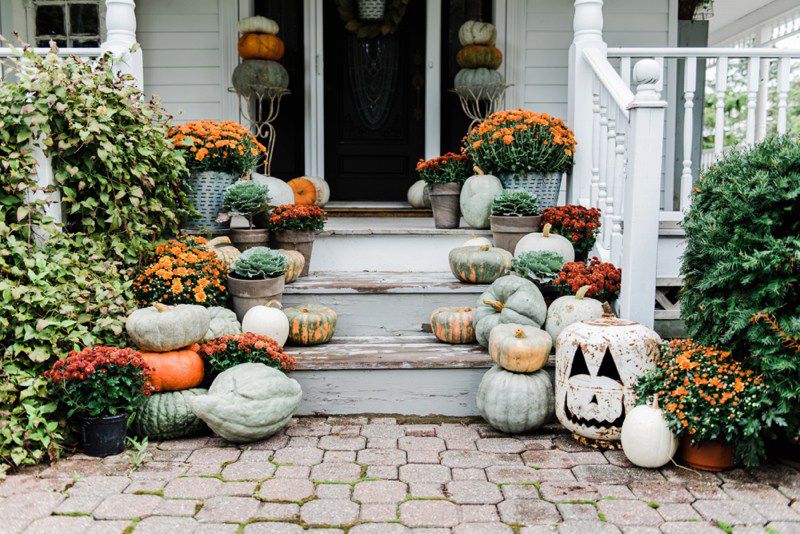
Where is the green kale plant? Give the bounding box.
[490,191,540,217]
[221,180,271,228]
[232,248,287,279]
[511,251,565,284]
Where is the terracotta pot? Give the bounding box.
[429,182,461,229]
[272,230,315,276]
[227,274,285,321]
[490,215,541,253]
[230,228,269,252]
[680,436,734,472]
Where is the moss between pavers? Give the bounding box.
[716,520,733,533]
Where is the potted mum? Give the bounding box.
[635,339,770,470]
[464,109,575,209]
[554,257,621,303]
[198,332,295,378]
[268,204,326,276]
[219,180,271,251]
[417,152,472,229]
[169,120,266,232]
[489,190,541,252]
[45,346,154,457]
[541,205,601,261]
[228,247,287,320]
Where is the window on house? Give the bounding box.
[30,1,103,48]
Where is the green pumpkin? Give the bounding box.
[132,389,208,440]
[474,274,547,347]
[460,170,504,229]
[449,245,512,284]
[285,304,337,346]
[456,45,503,70]
[203,307,241,342]
[454,68,504,89]
[477,365,554,433]
[232,60,289,97]
[188,363,302,443]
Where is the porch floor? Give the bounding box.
[6,415,798,533]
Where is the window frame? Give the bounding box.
[25,0,106,48]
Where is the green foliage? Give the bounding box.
[233,249,287,279]
[681,135,800,448]
[511,251,564,285]
[222,180,271,227]
[490,191,540,216]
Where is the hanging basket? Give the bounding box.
[357,0,386,21]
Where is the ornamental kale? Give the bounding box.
[490,191,540,217]
[232,249,287,279]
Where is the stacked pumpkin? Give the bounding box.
[454,20,504,92]
[232,16,289,98]
[287,176,330,207]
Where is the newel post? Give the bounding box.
[101,0,144,90]
[568,0,606,206]
[618,59,666,327]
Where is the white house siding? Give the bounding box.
[136,0,238,123]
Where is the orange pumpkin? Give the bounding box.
[238,33,285,61]
[430,307,476,344]
[141,349,204,392]
[488,324,552,373]
[288,177,317,205]
[456,45,503,70]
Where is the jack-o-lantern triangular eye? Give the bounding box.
[568,345,590,377]
[597,346,622,382]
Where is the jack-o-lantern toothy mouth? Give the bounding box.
[564,400,625,430]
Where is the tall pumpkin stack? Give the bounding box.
[454,20,504,91]
[232,16,290,97]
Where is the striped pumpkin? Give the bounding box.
[278,249,305,283]
[285,304,337,346]
[448,244,513,284]
[456,45,503,70]
[430,307,476,344]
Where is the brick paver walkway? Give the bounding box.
[2,416,800,533]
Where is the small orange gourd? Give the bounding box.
[488,323,552,373]
[430,307,476,344]
[141,349,204,392]
[288,177,317,205]
[238,33,285,61]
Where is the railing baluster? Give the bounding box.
[777,57,790,134]
[597,89,608,237]
[591,76,601,209]
[756,56,771,141]
[612,113,626,266]
[681,57,696,213]
[745,56,760,145]
[604,104,617,252]
[620,56,631,88]
[713,56,728,157]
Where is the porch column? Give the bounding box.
[101,0,144,90]
[568,0,606,206]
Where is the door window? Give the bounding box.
[29,1,103,48]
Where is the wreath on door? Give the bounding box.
[335,0,409,39]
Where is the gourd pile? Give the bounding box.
[454,20,504,91]
[232,16,289,97]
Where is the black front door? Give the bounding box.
[323,1,426,201]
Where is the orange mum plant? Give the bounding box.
[463,108,576,175]
[168,120,266,177]
[133,235,228,306]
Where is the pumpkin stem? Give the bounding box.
[514,328,527,339]
[153,302,169,312]
[575,285,592,300]
[266,300,283,310]
[601,302,616,318]
[207,236,231,248]
[652,393,660,410]
[473,166,484,175]
[483,298,505,312]
[479,244,491,251]
[542,223,552,238]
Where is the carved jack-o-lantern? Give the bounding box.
[555,307,661,442]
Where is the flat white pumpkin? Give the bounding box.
[458,20,497,46]
[621,397,678,468]
[237,16,279,35]
[251,173,295,206]
[463,235,492,247]
[545,285,604,346]
[241,303,289,346]
[460,169,503,229]
[407,179,431,208]
[126,303,210,352]
[514,223,575,262]
[302,176,330,206]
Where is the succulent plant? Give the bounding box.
[222,181,271,228]
[511,251,565,285]
[490,191,540,217]
[232,249,286,279]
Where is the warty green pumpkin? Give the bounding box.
[132,389,208,440]
[456,45,503,70]
[188,363,302,443]
[203,307,241,342]
[454,68,504,89]
[126,303,210,352]
[474,274,547,347]
[430,307,476,344]
[449,244,512,284]
[284,304,337,346]
[477,365,554,434]
[232,60,290,97]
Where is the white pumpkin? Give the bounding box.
[514,223,575,262]
[237,16,279,35]
[460,168,503,229]
[241,302,289,346]
[251,173,295,206]
[463,235,492,247]
[126,303,210,352]
[621,396,678,468]
[302,176,330,206]
[458,20,497,46]
[545,285,604,346]
[407,179,431,208]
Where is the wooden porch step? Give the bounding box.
[325,201,432,218]
[284,271,484,295]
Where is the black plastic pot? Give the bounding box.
[78,413,128,457]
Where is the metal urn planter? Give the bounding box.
[184,171,236,232]
[429,182,462,229]
[490,215,541,253]
[227,275,286,322]
[230,228,269,252]
[272,230,316,277]
[500,173,563,210]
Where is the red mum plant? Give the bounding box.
[416,152,472,185]
[554,257,621,302]
[540,205,601,259]
[267,204,326,232]
[198,332,296,375]
[44,346,154,418]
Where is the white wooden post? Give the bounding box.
[568,0,606,206]
[30,142,62,226]
[618,59,666,327]
[101,0,144,90]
